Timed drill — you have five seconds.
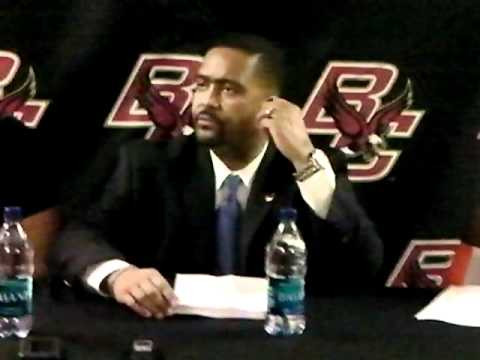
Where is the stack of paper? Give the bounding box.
[415,285,480,326]
[173,274,268,319]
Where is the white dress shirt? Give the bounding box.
[83,142,336,295]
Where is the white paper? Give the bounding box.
[173,274,268,319]
[415,285,480,327]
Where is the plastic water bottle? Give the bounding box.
[0,207,34,338]
[265,207,307,336]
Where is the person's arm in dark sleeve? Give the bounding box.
[296,149,383,281]
[48,144,134,287]
[325,174,384,279]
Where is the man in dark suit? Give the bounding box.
[50,35,383,319]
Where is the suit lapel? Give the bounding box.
[238,144,287,273]
[164,137,294,275]
[161,137,216,273]
[180,141,216,272]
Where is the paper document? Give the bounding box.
[415,285,480,327]
[173,274,268,319]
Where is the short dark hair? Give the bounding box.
[207,34,285,93]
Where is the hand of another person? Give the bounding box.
[257,96,315,171]
[105,266,177,319]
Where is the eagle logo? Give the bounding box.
[322,77,413,161]
[0,67,36,119]
[135,72,193,141]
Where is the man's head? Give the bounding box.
[191,34,285,157]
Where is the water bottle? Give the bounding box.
[264,207,307,336]
[0,207,34,338]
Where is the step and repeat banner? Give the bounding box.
[1,0,479,286]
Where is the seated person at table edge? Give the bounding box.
[49,34,383,319]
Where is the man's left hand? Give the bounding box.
[258,96,314,171]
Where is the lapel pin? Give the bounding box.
[264,193,275,202]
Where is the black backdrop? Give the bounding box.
[1,0,480,282]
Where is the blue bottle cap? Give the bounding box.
[278,207,297,221]
[4,206,22,223]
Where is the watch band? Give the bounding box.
[293,150,324,182]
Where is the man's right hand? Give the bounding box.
[105,266,177,319]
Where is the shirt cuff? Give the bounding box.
[296,149,336,219]
[83,259,132,297]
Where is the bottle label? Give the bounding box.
[267,278,304,316]
[0,278,32,317]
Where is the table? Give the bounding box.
[2,284,480,359]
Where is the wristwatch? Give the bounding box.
[293,150,324,182]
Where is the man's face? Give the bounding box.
[191,47,273,149]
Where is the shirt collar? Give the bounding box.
[210,142,269,191]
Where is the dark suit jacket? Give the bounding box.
[50,135,383,293]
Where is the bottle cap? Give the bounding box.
[4,206,22,223]
[278,207,297,221]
